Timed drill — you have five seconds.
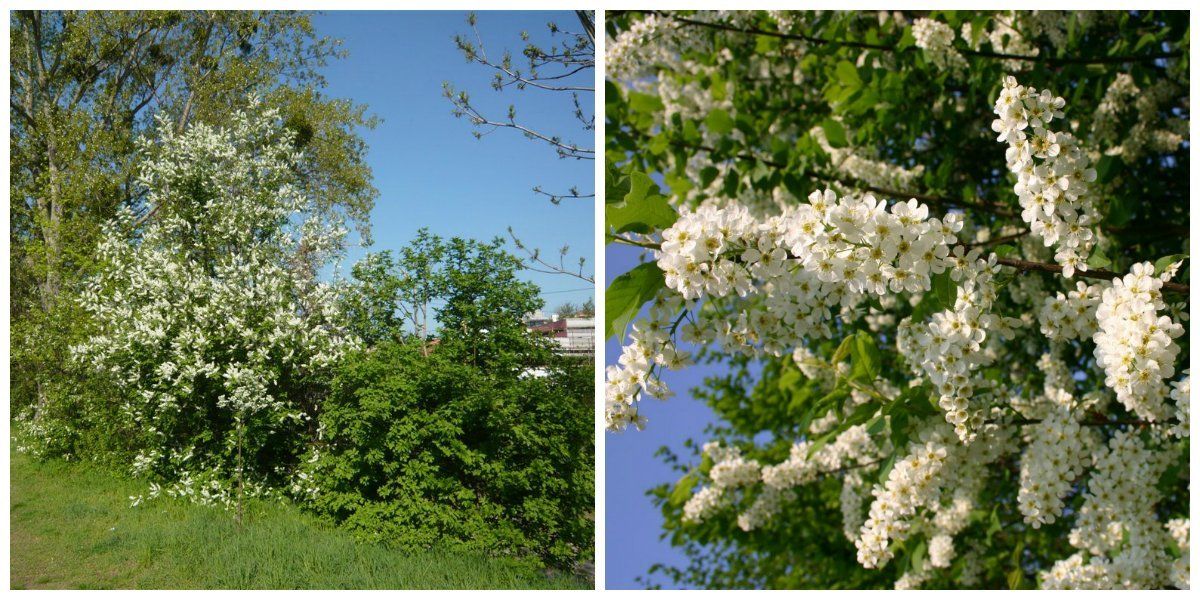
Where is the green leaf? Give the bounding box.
[875,451,897,485]
[669,472,699,508]
[831,334,855,365]
[1095,154,1121,184]
[606,169,678,235]
[993,244,1017,258]
[814,386,850,414]
[1086,245,1112,269]
[627,91,664,116]
[604,262,665,340]
[910,539,927,573]
[850,331,881,382]
[930,269,957,310]
[755,34,780,53]
[896,25,916,51]
[604,164,631,205]
[835,60,862,88]
[889,410,909,452]
[866,415,886,436]
[1007,568,1024,590]
[1154,254,1187,277]
[1134,32,1157,52]
[1105,195,1133,227]
[820,118,848,148]
[705,109,735,135]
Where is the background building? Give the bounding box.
[527,310,595,356]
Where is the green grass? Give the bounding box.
[9,451,590,589]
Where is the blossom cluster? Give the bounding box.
[681,442,761,523]
[1167,518,1190,589]
[854,423,954,568]
[740,422,883,531]
[1017,408,1097,528]
[604,294,691,431]
[812,124,926,192]
[898,252,1021,442]
[656,189,963,304]
[1038,280,1103,340]
[912,18,967,72]
[1093,262,1185,422]
[1044,431,1179,589]
[992,76,1099,277]
[961,13,1040,71]
[605,15,685,81]
[1093,73,1189,161]
[1170,374,1190,438]
[607,188,971,432]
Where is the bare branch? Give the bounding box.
[508,226,594,283]
[532,185,595,205]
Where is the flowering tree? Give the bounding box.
[604,11,1189,589]
[74,104,355,510]
[9,11,376,425]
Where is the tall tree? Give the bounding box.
[73,105,355,506]
[9,10,377,416]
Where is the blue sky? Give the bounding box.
[312,10,594,311]
[606,243,724,590]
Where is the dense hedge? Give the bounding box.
[304,340,594,569]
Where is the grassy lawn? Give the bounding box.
[9,451,589,590]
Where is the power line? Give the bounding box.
[540,286,594,295]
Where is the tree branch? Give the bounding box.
[993,256,1188,295]
[508,227,594,283]
[641,10,1184,66]
[532,185,595,204]
[622,128,1015,217]
[447,84,594,160]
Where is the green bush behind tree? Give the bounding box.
[307,232,595,570]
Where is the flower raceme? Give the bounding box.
[992,76,1099,278]
[1093,262,1185,422]
[607,189,971,432]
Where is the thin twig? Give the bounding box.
[643,10,1183,66]
[509,227,594,283]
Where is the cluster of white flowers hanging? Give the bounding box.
[1093,262,1185,421]
[75,104,355,507]
[991,76,1100,278]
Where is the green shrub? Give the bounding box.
[304,341,593,570]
